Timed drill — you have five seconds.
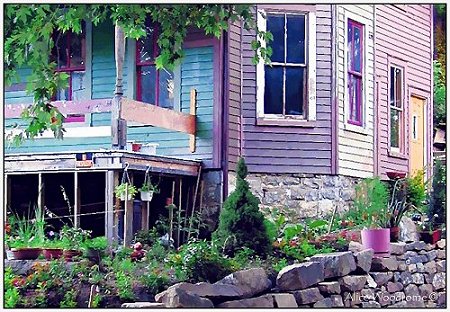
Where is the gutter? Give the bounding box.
[331,5,339,175]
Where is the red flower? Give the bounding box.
[5,224,11,234]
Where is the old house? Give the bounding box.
[4,4,434,242]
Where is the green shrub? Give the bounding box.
[170,239,233,283]
[213,158,270,257]
[140,269,170,294]
[429,158,446,225]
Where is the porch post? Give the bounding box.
[112,23,127,150]
[123,172,134,246]
[105,171,115,244]
[74,171,80,228]
[37,173,44,211]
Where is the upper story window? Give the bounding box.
[257,9,316,123]
[347,20,364,126]
[136,19,174,109]
[389,66,404,151]
[52,23,86,101]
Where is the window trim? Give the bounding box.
[343,12,369,134]
[388,64,406,155]
[347,19,364,126]
[256,9,316,124]
[52,22,87,101]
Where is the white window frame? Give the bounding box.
[343,11,370,134]
[256,9,316,122]
[389,65,405,154]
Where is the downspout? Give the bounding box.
[222,30,229,199]
[239,19,244,157]
[373,6,379,176]
[331,5,338,175]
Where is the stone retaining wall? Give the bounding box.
[228,173,360,220]
[138,239,446,308]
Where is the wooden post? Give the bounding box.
[177,179,182,247]
[74,171,80,228]
[38,173,44,212]
[189,89,197,152]
[168,181,176,244]
[4,174,10,219]
[113,172,120,242]
[112,23,127,149]
[123,173,134,246]
[105,171,115,244]
[187,166,202,241]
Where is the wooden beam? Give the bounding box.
[189,89,197,152]
[120,98,196,135]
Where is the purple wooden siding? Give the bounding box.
[236,4,333,174]
[374,5,433,178]
[226,21,242,172]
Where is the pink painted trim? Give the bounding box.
[183,38,215,49]
[65,114,85,123]
[5,99,112,119]
[331,5,338,175]
[429,4,434,180]
[213,36,222,168]
[347,20,364,126]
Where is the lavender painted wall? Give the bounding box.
[229,4,333,175]
[374,4,433,178]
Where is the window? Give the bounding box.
[257,10,316,122]
[347,20,364,125]
[136,19,174,109]
[52,23,86,101]
[389,66,404,151]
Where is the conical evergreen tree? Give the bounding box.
[213,158,270,257]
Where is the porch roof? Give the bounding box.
[4,150,201,177]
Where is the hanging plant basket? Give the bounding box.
[120,193,133,201]
[140,190,154,202]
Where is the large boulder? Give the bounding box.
[371,256,398,271]
[354,249,374,273]
[339,276,367,292]
[310,251,356,278]
[318,281,341,295]
[390,242,407,255]
[155,282,243,303]
[276,262,324,291]
[214,268,271,299]
[121,302,165,308]
[217,294,274,308]
[156,287,213,308]
[399,216,419,242]
[271,294,298,308]
[292,288,324,305]
[369,272,393,287]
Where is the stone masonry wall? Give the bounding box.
[228,173,360,220]
[138,239,446,308]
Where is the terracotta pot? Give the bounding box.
[361,228,391,255]
[63,249,82,261]
[419,229,442,244]
[390,226,400,242]
[11,247,42,260]
[43,248,63,260]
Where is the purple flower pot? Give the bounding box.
[361,228,391,255]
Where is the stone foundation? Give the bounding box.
[200,170,223,232]
[228,173,360,220]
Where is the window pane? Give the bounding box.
[353,26,361,72]
[347,24,353,70]
[138,26,156,63]
[285,67,305,115]
[390,108,400,148]
[55,87,69,101]
[287,15,305,64]
[69,31,85,68]
[267,15,285,63]
[55,33,68,69]
[158,69,174,109]
[140,65,156,104]
[71,71,86,101]
[264,65,283,114]
[349,75,362,123]
[390,67,395,106]
[395,68,402,108]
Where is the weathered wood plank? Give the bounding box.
[120,98,196,135]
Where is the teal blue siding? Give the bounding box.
[92,22,128,99]
[5,21,215,164]
[5,68,33,105]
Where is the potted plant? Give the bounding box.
[82,236,108,263]
[417,214,442,244]
[355,178,391,255]
[115,183,138,201]
[60,225,91,261]
[139,178,160,202]
[42,232,64,260]
[8,207,45,260]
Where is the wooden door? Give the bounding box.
[409,96,426,176]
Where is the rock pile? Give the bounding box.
[121,239,446,308]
